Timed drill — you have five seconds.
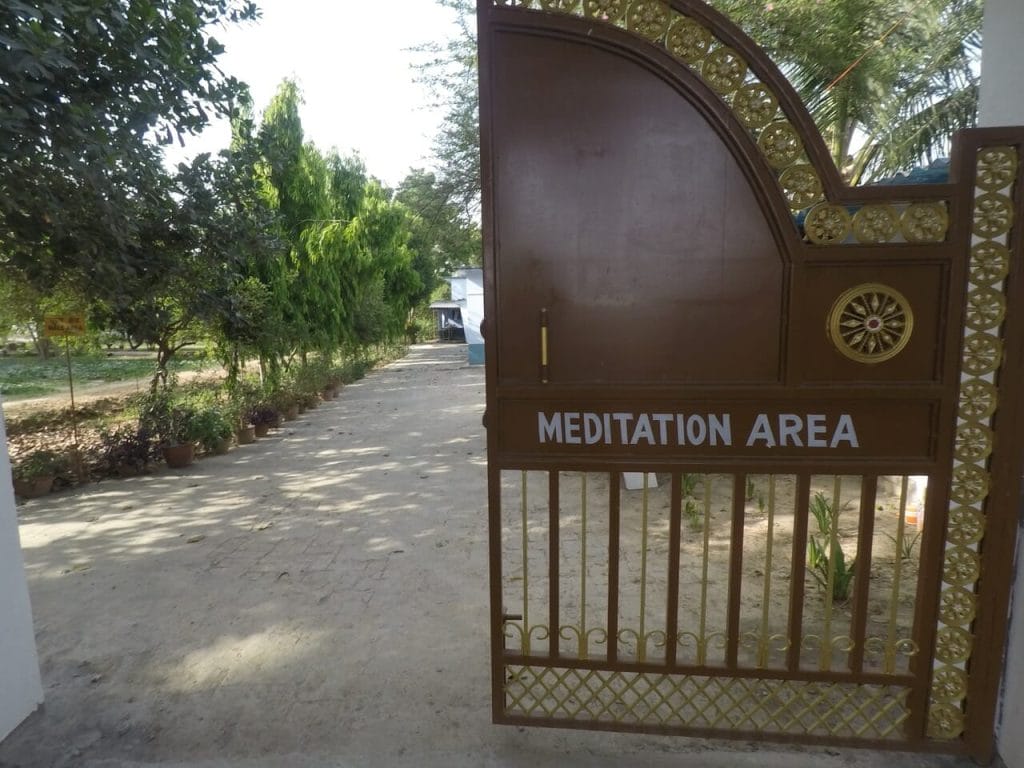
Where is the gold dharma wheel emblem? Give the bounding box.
[828,283,914,363]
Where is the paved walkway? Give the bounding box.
[0,345,977,767]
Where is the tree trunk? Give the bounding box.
[151,339,174,391]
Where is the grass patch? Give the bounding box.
[0,352,210,401]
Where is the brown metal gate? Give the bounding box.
[478,0,1024,759]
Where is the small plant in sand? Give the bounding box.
[885,530,922,563]
[806,492,856,603]
[681,474,705,532]
[684,499,703,532]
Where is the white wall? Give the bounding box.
[0,403,43,742]
[463,269,485,348]
[979,2,1024,764]
[449,275,467,303]
[979,0,1024,130]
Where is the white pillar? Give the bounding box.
[0,403,43,741]
[979,2,1024,765]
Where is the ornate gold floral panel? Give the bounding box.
[479,0,1024,760]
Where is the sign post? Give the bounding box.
[42,315,86,482]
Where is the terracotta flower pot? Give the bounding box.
[162,443,195,469]
[210,437,231,455]
[253,422,270,438]
[284,405,300,421]
[236,426,256,444]
[321,389,334,401]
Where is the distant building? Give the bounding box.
[428,300,465,342]
[442,268,484,366]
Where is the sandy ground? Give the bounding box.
[0,345,978,767]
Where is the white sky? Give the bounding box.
[163,0,463,187]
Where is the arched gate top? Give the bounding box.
[486,0,953,246]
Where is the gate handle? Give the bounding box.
[540,308,549,384]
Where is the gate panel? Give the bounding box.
[479,0,1024,758]
[489,27,787,386]
[497,470,929,740]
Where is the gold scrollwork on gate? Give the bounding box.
[970,242,1011,285]
[961,334,1003,376]
[958,379,998,421]
[945,507,985,546]
[701,46,747,94]
[827,284,913,364]
[804,203,852,244]
[732,83,778,129]
[583,0,627,21]
[939,587,977,625]
[954,423,993,463]
[780,165,824,210]
[758,121,804,169]
[665,15,712,63]
[901,202,950,243]
[928,145,1018,740]
[972,192,1014,238]
[852,204,899,244]
[965,287,1007,331]
[626,0,672,40]
[977,147,1018,191]
[949,464,989,505]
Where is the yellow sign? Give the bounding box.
[43,315,86,337]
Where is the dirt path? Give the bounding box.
[1,367,223,419]
[0,345,972,767]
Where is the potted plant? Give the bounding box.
[162,405,203,468]
[12,449,68,498]
[246,404,280,438]
[271,389,301,421]
[193,406,235,455]
[99,425,157,477]
[139,393,201,468]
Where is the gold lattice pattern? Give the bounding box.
[928,146,1018,740]
[493,0,950,244]
[505,666,910,738]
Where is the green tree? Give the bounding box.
[249,80,421,371]
[92,158,225,388]
[0,0,258,298]
[413,0,481,216]
[0,273,88,358]
[708,0,981,182]
[396,169,482,295]
[420,1,979,190]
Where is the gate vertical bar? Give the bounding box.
[666,473,682,667]
[549,471,560,658]
[698,474,714,665]
[579,473,589,658]
[757,475,778,668]
[726,474,746,668]
[820,475,844,671]
[488,462,505,718]
[639,473,650,661]
[886,476,911,675]
[521,471,529,651]
[849,475,878,673]
[787,474,811,671]
[607,472,620,663]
